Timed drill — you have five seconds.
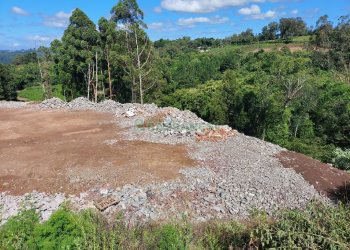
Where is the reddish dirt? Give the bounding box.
[276,151,350,201]
[0,108,197,195]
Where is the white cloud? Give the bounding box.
[154,6,163,13]
[149,22,164,29]
[148,22,177,32]
[290,9,298,15]
[11,6,29,16]
[27,35,54,42]
[177,16,229,27]
[238,4,260,15]
[161,0,267,13]
[43,11,72,28]
[238,5,276,19]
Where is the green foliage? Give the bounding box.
[28,209,87,249]
[18,84,64,102]
[0,209,39,250]
[1,204,350,249]
[198,221,247,249]
[56,8,100,100]
[144,222,192,250]
[159,80,227,124]
[252,203,350,249]
[332,148,350,171]
[0,64,17,100]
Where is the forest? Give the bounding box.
[0,0,349,167]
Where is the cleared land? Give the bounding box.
[0,108,196,195]
[0,101,349,223]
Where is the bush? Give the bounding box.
[0,209,39,250]
[1,203,349,249]
[251,203,350,249]
[332,148,350,171]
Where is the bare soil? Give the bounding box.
[0,108,196,195]
[277,151,350,201]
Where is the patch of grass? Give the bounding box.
[17,84,64,102]
[1,202,349,249]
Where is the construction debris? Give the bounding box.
[94,197,120,211]
[196,126,237,142]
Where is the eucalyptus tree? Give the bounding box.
[58,8,100,100]
[111,0,154,104]
[98,17,119,99]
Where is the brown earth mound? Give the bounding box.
[0,108,197,195]
[277,151,350,202]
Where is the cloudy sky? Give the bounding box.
[0,0,349,50]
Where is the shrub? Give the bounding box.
[0,209,39,250]
[332,148,350,171]
[251,203,350,249]
[144,221,192,250]
[1,203,349,249]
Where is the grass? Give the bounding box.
[0,202,349,249]
[17,84,65,102]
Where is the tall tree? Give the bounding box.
[0,64,16,100]
[58,8,100,100]
[313,15,333,48]
[260,22,279,41]
[111,0,153,104]
[279,17,307,40]
[98,17,118,99]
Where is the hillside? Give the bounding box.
[0,49,35,64]
[1,98,349,222]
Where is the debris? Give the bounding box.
[125,109,136,117]
[196,126,237,142]
[94,197,120,211]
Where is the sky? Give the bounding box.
[0,0,349,50]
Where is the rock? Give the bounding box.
[125,110,135,117]
[99,189,109,196]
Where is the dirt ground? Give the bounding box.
[0,108,197,195]
[277,151,350,201]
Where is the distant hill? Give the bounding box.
[0,49,35,64]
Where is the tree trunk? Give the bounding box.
[134,29,143,104]
[106,49,113,99]
[87,63,91,101]
[95,52,98,103]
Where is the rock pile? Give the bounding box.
[40,97,66,109]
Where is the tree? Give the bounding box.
[0,64,16,100]
[260,22,279,41]
[279,17,307,40]
[58,8,100,100]
[98,17,119,99]
[111,0,153,104]
[231,29,256,44]
[314,15,333,47]
[36,47,53,99]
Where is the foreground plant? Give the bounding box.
[0,202,349,249]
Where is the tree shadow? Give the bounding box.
[329,183,350,204]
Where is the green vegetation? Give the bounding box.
[18,84,64,102]
[1,203,349,249]
[332,148,350,171]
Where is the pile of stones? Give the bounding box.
[39,97,67,109]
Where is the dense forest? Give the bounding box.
[0,0,349,166]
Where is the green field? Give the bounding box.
[17,84,65,102]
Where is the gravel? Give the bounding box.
[0,98,331,224]
[0,101,29,109]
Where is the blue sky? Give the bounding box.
[0,0,349,50]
